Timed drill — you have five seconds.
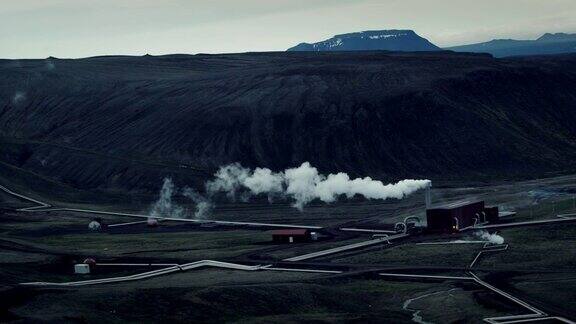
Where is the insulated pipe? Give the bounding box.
[394,222,407,234]
[453,217,459,231]
[404,216,421,226]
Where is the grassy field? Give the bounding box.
[30,230,271,260]
[476,223,576,270]
[259,236,367,261]
[509,274,576,316]
[470,221,576,318]
[0,190,30,210]
[3,272,515,323]
[322,241,485,268]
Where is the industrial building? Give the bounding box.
[271,229,312,243]
[426,200,499,232]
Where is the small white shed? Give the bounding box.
[74,263,91,274]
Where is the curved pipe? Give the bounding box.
[404,216,421,226]
[395,222,407,233]
[453,217,459,231]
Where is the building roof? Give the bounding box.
[428,200,484,210]
[270,229,309,236]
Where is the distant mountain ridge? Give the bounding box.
[287,29,576,57]
[287,30,441,52]
[447,33,576,57]
[538,33,576,42]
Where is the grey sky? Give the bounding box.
[2,0,576,58]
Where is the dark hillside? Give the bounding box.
[1,51,576,192]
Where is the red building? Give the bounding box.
[271,229,311,243]
[426,200,497,232]
[484,206,500,223]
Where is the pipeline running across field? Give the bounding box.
[3,182,576,323]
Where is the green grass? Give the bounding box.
[261,237,368,261]
[511,197,576,222]
[474,223,576,270]
[0,190,30,209]
[28,230,271,260]
[6,274,514,324]
[323,241,484,267]
[510,274,576,314]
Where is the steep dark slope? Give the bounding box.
[1,52,576,192]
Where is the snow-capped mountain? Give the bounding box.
[287,30,441,52]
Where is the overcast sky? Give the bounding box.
[2,0,576,59]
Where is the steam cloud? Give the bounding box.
[475,230,505,245]
[12,91,26,104]
[207,162,431,210]
[149,178,184,218]
[183,187,213,219]
[148,178,213,219]
[148,162,430,219]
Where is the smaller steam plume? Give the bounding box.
[149,178,184,218]
[475,230,505,245]
[12,91,26,104]
[183,187,213,219]
[148,178,213,219]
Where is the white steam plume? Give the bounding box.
[183,187,213,219]
[149,162,429,219]
[207,162,431,210]
[475,230,505,245]
[149,178,184,218]
[148,178,215,219]
[244,167,284,196]
[12,91,26,104]
[206,163,249,200]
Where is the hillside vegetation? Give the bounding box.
[1,52,576,192]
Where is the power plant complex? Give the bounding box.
[426,200,500,232]
[418,183,501,232]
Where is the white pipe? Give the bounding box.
[339,228,396,234]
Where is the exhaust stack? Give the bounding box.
[425,182,432,209]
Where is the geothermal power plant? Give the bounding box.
[4,3,576,321]
[3,153,576,324]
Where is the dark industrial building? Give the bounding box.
[271,229,311,243]
[426,200,499,232]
